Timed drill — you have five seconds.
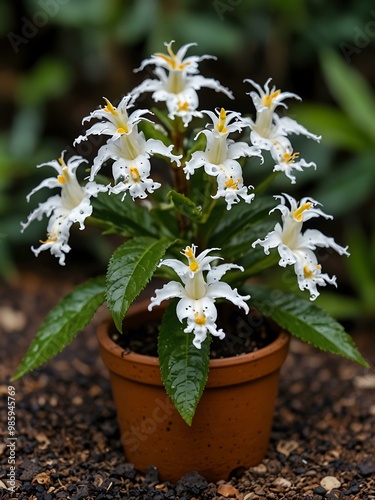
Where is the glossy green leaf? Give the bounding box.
[168,190,203,222]
[221,220,275,261]
[138,119,173,147]
[92,191,157,237]
[158,300,211,425]
[321,49,375,141]
[106,237,173,332]
[244,284,369,367]
[209,196,276,247]
[12,276,106,380]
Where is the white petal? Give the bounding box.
[148,281,185,310]
[206,281,250,313]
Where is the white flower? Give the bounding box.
[245,79,321,182]
[74,94,151,144]
[76,94,181,200]
[148,245,250,348]
[90,130,181,200]
[184,108,262,209]
[252,194,349,299]
[21,153,106,265]
[270,135,316,184]
[132,41,233,126]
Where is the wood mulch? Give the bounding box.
[1,269,375,500]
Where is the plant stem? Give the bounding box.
[170,117,190,237]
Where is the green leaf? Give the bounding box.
[345,224,375,309]
[106,237,173,332]
[138,119,173,147]
[244,284,369,367]
[12,276,106,380]
[151,107,174,132]
[320,49,375,141]
[221,219,276,261]
[91,191,157,237]
[314,293,362,320]
[168,190,203,222]
[158,300,210,425]
[209,196,276,248]
[17,57,73,107]
[313,152,375,216]
[292,103,369,151]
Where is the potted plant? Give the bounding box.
[14,41,368,482]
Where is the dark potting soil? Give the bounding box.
[111,304,278,359]
[2,269,375,499]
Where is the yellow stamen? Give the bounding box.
[282,152,300,164]
[58,156,65,166]
[224,177,240,190]
[185,246,194,258]
[195,312,206,325]
[184,246,200,272]
[103,98,118,115]
[303,265,320,279]
[117,126,128,134]
[262,90,281,108]
[293,202,313,222]
[177,101,189,112]
[130,167,141,182]
[216,108,227,134]
[39,234,57,244]
[154,42,190,71]
[303,265,314,279]
[57,166,69,185]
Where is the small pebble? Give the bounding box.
[250,463,267,475]
[276,440,299,457]
[313,485,326,496]
[217,483,242,498]
[320,476,341,492]
[358,461,375,477]
[271,477,291,491]
[253,487,266,496]
[243,494,257,500]
[326,489,341,500]
[267,459,281,474]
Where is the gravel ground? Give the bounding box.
[1,270,375,499]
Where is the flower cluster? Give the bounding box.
[22,41,349,349]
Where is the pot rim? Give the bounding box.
[97,300,291,386]
[97,317,290,368]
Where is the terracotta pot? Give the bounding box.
[97,302,290,483]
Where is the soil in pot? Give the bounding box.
[112,303,278,360]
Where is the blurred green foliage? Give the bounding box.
[1,0,374,322]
